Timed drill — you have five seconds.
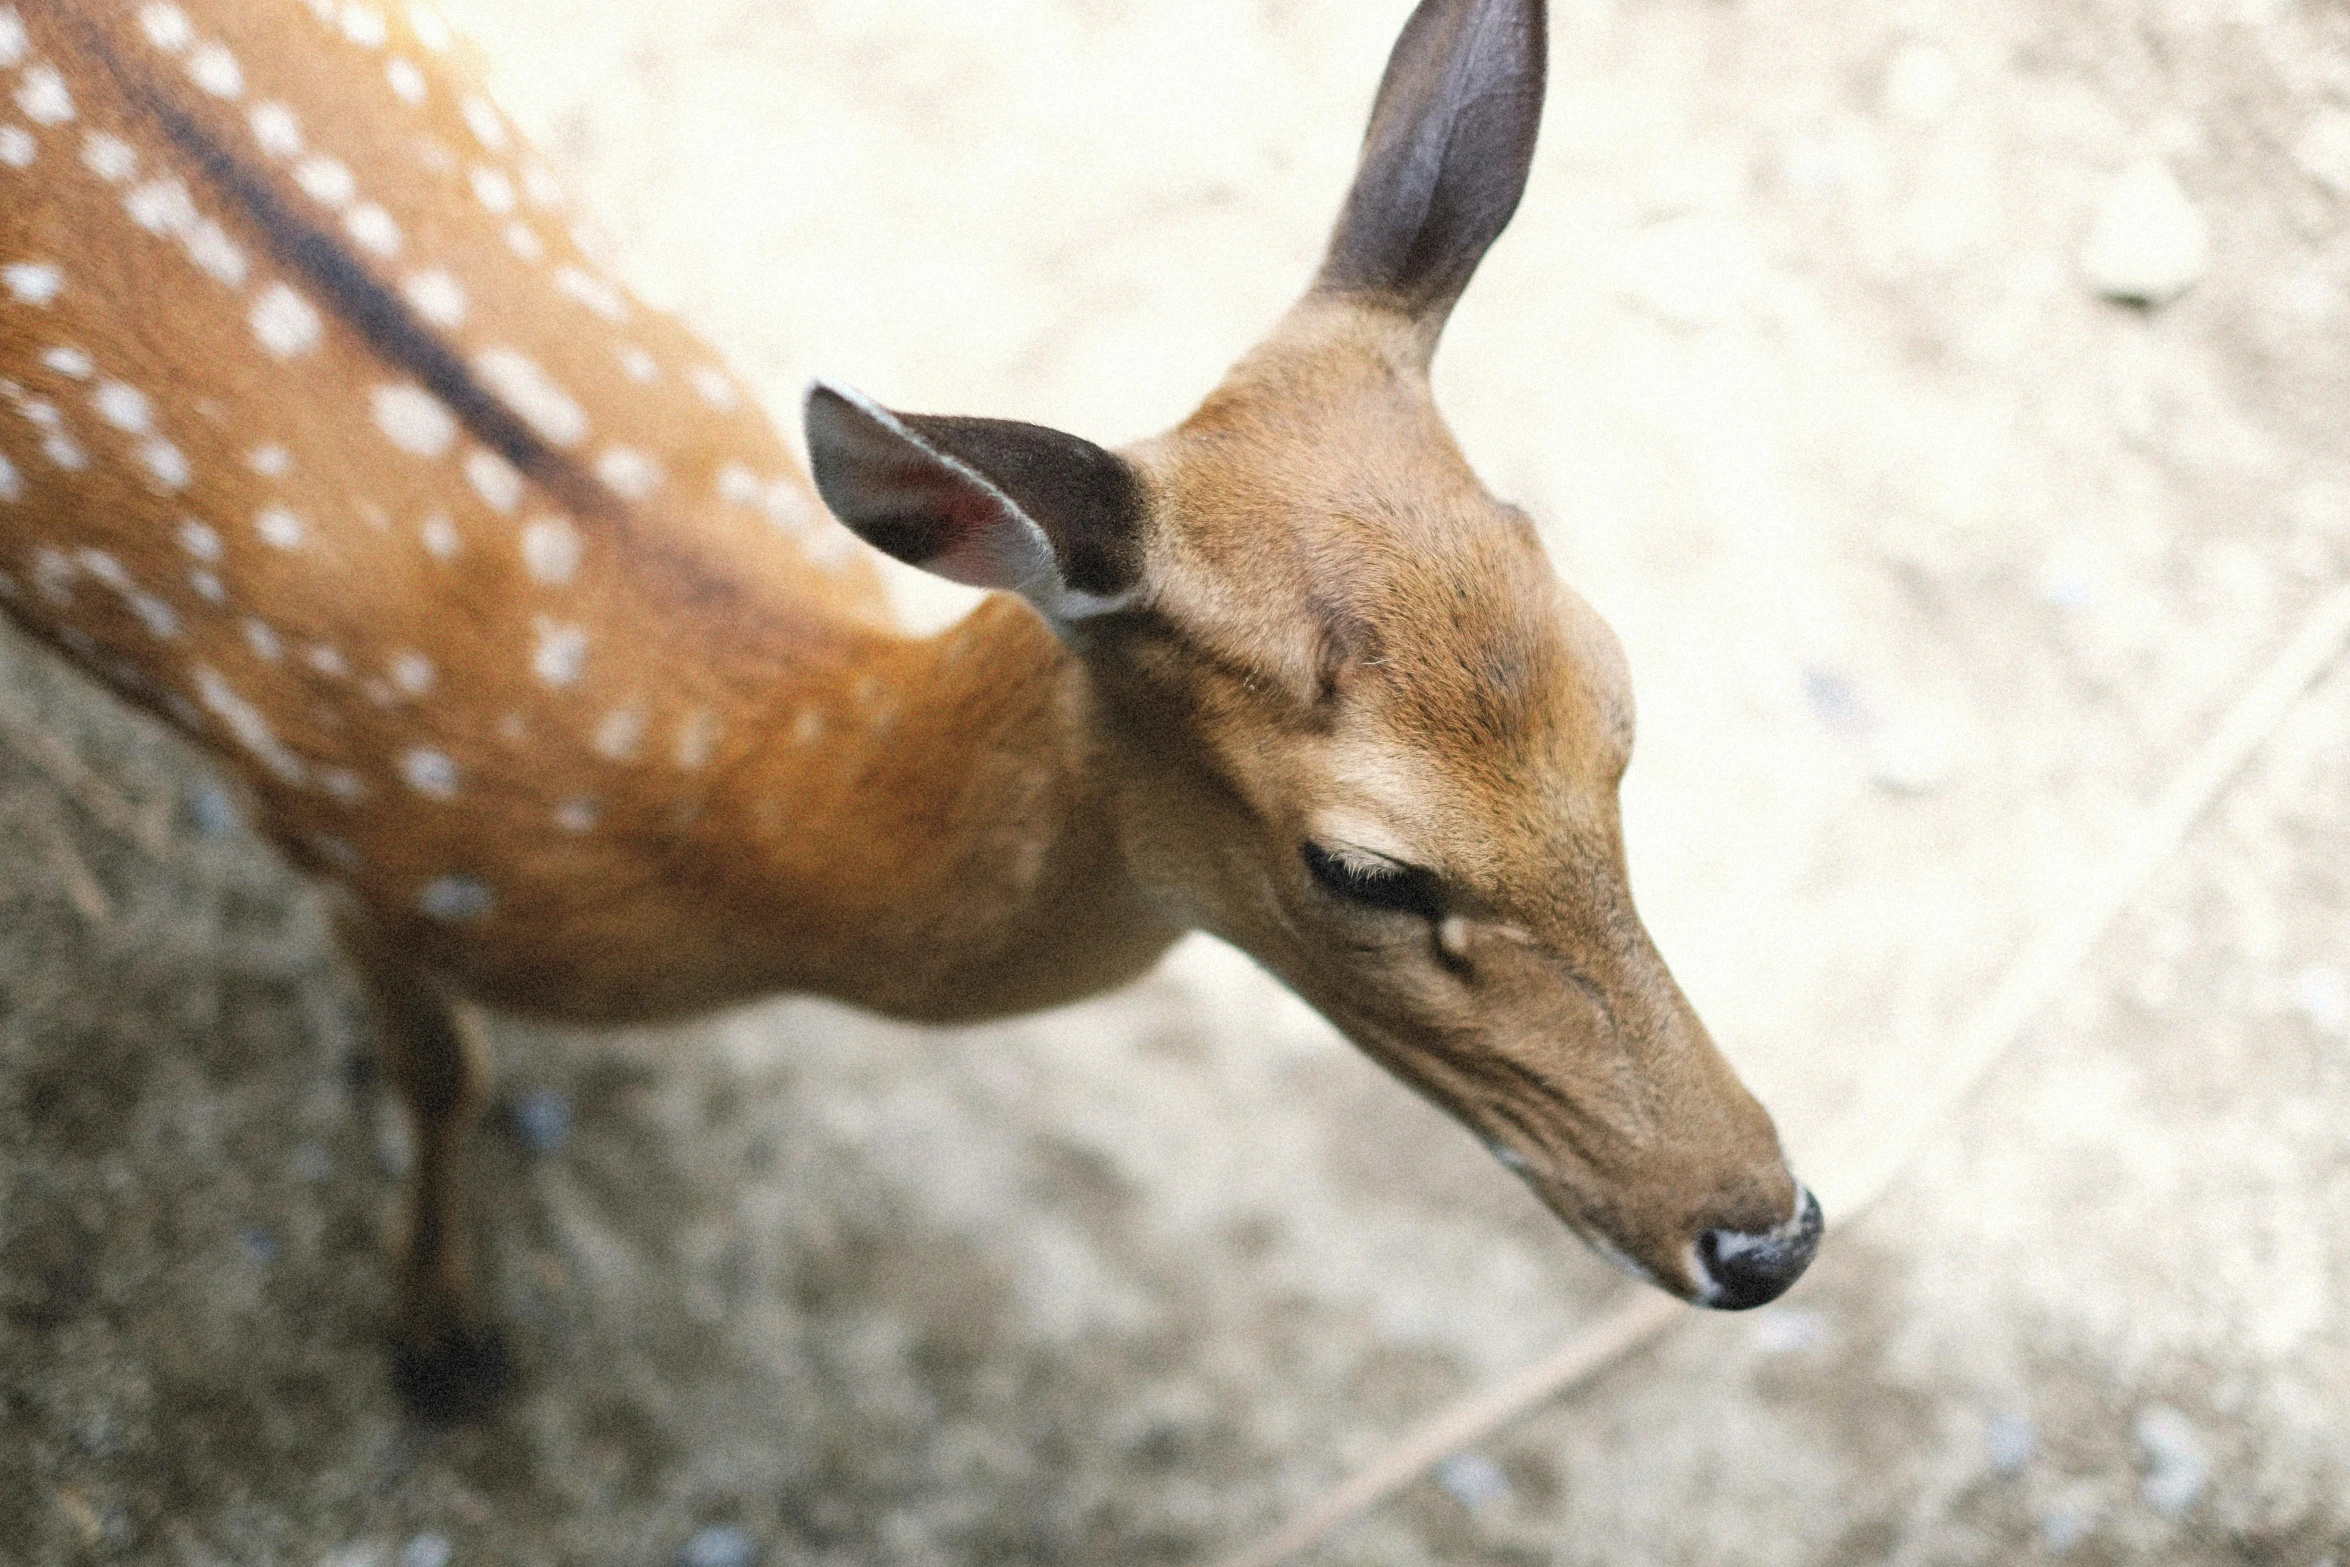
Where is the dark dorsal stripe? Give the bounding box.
[64,8,622,527]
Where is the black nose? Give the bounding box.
[1696,1187,1823,1310]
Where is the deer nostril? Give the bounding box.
[1695,1187,1823,1311]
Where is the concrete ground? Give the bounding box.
[4,0,2349,1562]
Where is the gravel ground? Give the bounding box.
[5,0,2350,1563]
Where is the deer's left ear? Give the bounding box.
[804,381,1146,624]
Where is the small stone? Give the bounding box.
[1435,1452,1511,1510]
[1882,43,1960,124]
[1986,1412,2035,1474]
[2039,1491,2098,1555]
[1802,668,1872,735]
[2081,158,2209,308]
[679,1525,759,1567]
[2135,1404,2210,1515]
[2289,965,2349,1036]
[1748,1307,1827,1354]
[512,1089,572,1154]
[189,784,241,835]
[400,1535,452,1567]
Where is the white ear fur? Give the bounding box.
[804,381,1132,625]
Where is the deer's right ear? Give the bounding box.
[1316,0,1547,350]
[803,382,1147,624]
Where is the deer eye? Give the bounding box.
[1301,842,1442,921]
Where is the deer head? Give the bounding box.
[805,0,1819,1309]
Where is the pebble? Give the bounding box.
[2288,964,2349,1036]
[2038,1488,2100,1555]
[1748,1307,1827,1354]
[188,784,241,836]
[1985,1412,2036,1474]
[2295,109,2350,195]
[400,1536,453,1567]
[2080,158,2209,307]
[1882,43,1959,124]
[1435,1451,1512,1510]
[1613,213,1768,329]
[1868,709,1964,796]
[512,1088,573,1153]
[679,1525,760,1567]
[1802,668,1872,735]
[2135,1404,2210,1514]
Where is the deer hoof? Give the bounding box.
[391,1324,513,1423]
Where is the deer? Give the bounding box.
[0,0,1821,1420]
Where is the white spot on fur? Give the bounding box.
[293,154,356,207]
[531,618,586,686]
[593,708,643,761]
[177,518,222,561]
[16,65,72,127]
[419,512,459,559]
[3,261,62,305]
[675,710,720,769]
[371,382,456,457]
[255,506,306,549]
[243,617,283,662]
[688,365,738,411]
[81,132,137,182]
[44,433,85,470]
[186,220,246,286]
[420,874,493,921]
[715,463,761,506]
[249,102,302,158]
[127,591,180,639]
[317,771,366,805]
[503,220,544,261]
[0,451,17,501]
[140,438,190,490]
[341,4,388,47]
[617,345,657,382]
[385,56,426,104]
[554,798,597,833]
[465,448,521,512]
[250,283,323,357]
[475,348,586,447]
[402,268,465,328]
[195,665,307,784]
[248,443,292,477]
[520,515,580,584]
[139,4,194,52]
[390,650,434,694]
[0,126,34,169]
[553,265,627,322]
[400,747,458,799]
[305,643,348,677]
[188,568,225,603]
[345,203,400,257]
[459,94,506,152]
[40,346,91,379]
[125,177,196,235]
[522,162,562,209]
[188,44,243,99]
[469,164,514,214]
[32,546,74,602]
[406,2,451,51]
[92,381,151,434]
[595,446,661,500]
[76,547,128,588]
[0,9,27,67]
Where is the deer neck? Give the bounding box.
[678,591,1182,1025]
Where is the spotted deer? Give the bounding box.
[0,0,1820,1416]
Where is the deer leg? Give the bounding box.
[334,914,510,1421]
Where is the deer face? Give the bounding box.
[805,0,1819,1306]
